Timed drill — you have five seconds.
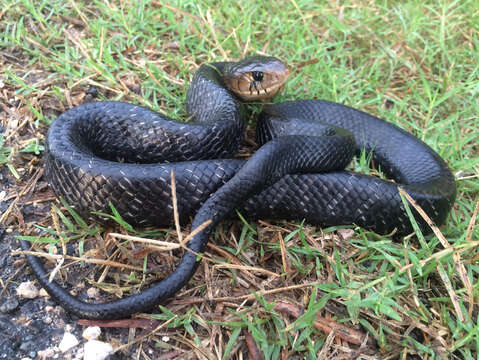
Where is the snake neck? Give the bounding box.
[185,62,241,125]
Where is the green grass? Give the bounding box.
[1,0,478,358]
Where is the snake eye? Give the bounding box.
[252,71,264,82]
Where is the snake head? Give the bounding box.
[224,56,289,101]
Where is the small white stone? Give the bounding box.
[86,287,99,299]
[82,326,101,341]
[59,332,79,353]
[16,281,39,299]
[74,346,84,359]
[337,228,355,240]
[83,340,113,360]
[38,348,55,359]
[39,288,50,297]
[162,336,170,342]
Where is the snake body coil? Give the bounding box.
[21,57,456,319]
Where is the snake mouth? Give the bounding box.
[223,56,290,101]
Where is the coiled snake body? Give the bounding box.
[21,56,456,319]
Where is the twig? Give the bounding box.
[181,220,212,245]
[109,233,182,251]
[170,170,183,245]
[78,318,160,330]
[49,205,66,282]
[112,315,178,353]
[12,250,144,271]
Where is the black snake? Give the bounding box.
[21,56,456,319]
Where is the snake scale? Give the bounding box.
[20,56,456,319]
